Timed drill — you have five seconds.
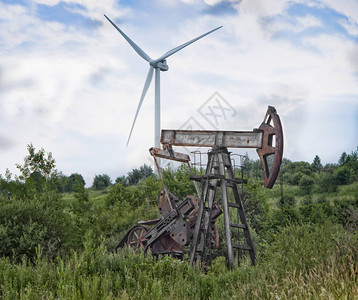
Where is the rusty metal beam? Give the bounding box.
[160,130,263,148]
[149,147,190,163]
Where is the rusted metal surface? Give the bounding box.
[256,106,284,188]
[159,106,283,189]
[188,146,256,269]
[127,225,149,250]
[150,148,172,209]
[116,190,222,256]
[159,106,283,188]
[161,130,262,148]
[149,146,190,163]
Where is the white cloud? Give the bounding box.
[322,0,358,23]
[34,0,116,10]
[296,15,322,30]
[239,0,290,17]
[204,0,223,6]
[33,0,129,21]
[319,0,358,37]
[179,0,196,4]
[0,0,357,184]
[339,18,358,36]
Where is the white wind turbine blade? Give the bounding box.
[104,14,152,62]
[153,26,222,63]
[127,66,154,147]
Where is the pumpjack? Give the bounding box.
[116,106,283,269]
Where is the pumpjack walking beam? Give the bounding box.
[160,106,283,189]
[152,106,283,268]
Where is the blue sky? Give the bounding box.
[0,0,357,185]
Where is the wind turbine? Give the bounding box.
[104,14,222,148]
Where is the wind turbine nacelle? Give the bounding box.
[150,60,169,71]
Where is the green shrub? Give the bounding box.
[105,183,134,207]
[0,193,81,262]
[299,174,315,195]
[242,180,269,234]
[162,164,196,198]
[276,193,296,208]
[334,196,358,229]
[318,172,337,193]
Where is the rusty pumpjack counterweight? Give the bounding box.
[116,106,283,269]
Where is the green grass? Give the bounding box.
[337,181,358,197]
[87,189,110,208]
[2,180,358,299]
[0,222,356,299]
[61,188,109,207]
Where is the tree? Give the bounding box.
[336,147,357,182]
[127,164,154,185]
[92,174,111,190]
[312,155,323,173]
[66,173,86,192]
[242,155,262,179]
[323,163,337,174]
[16,143,58,181]
[282,161,313,185]
[115,175,128,186]
[334,166,352,185]
[14,144,60,194]
[344,147,358,181]
[338,152,348,166]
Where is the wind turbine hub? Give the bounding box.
[150,59,169,71]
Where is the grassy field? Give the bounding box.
[1,179,357,299]
[0,221,357,299]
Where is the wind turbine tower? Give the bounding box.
[104,15,222,149]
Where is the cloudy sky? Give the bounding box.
[0,0,357,186]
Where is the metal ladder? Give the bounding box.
[189,146,255,269]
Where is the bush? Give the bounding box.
[162,164,196,198]
[105,183,134,207]
[276,193,296,208]
[318,172,337,193]
[299,174,314,195]
[283,161,313,186]
[242,180,269,234]
[334,196,358,228]
[0,194,81,262]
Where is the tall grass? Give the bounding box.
[0,222,356,299]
